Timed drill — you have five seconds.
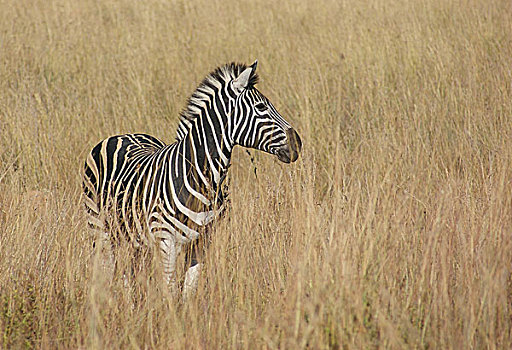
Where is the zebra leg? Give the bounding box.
[158,237,180,295]
[183,262,201,301]
[98,230,115,281]
[183,241,201,301]
[87,210,115,282]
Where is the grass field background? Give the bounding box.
[1,0,512,348]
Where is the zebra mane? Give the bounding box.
[175,62,259,141]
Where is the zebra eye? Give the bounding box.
[255,102,267,112]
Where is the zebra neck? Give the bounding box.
[183,115,233,191]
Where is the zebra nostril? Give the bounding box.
[291,129,302,153]
[275,129,301,163]
[276,148,292,163]
[286,128,302,160]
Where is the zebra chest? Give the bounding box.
[111,148,227,243]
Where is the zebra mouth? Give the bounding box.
[276,128,302,163]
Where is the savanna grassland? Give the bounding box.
[1,0,512,348]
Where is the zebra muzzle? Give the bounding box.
[277,128,302,163]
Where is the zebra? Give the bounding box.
[82,61,302,298]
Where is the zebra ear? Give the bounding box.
[233,60,258,91]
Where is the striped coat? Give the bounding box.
[83,61,302,297]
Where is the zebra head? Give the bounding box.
[230,61,302,163]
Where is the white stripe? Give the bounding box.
[168,174,217,226]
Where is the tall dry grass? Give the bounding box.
[1,0,512,348]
